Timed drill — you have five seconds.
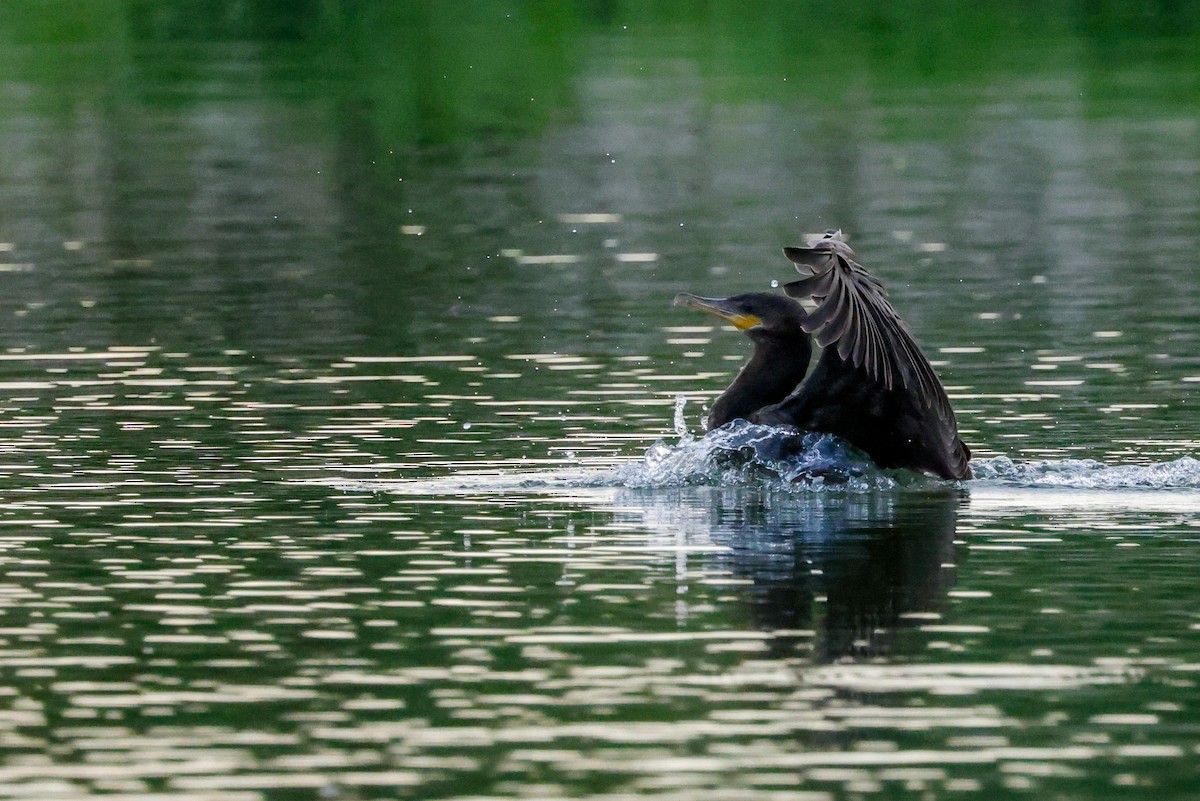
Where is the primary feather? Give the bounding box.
[782,230,955,426]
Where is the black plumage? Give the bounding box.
[672,292,812,429]
[676,230,972,480]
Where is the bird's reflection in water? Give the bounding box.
[619,486,962,661]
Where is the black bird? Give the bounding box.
[672,292,813,430]
[675,230,972,480]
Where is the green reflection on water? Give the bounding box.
[5,1,1199,128]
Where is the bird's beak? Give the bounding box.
[672,293,762,330]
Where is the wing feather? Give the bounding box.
[781,231,954,424]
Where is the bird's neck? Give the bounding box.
[708,336,811,429]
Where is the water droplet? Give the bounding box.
[672,394,691,439]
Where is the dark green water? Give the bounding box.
[2,3,1200,799]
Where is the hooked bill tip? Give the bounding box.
[672,292,704,309]
[672,291,715,309]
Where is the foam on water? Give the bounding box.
[617,397,1200,493]
[316,442,1200,498]
[611,399,1199,493]
[972,454,1200,490]
[316,448,1200,498]
[610,432,1200,495]
[314,398,1199,496]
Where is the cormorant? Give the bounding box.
[675,230,972,480]
[672,292,813,429]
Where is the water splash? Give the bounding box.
[307,394,1200,496]
[972,455,1200,490]
[309,449,1200,498]
[672,393,692,440]
[610,418,911,492]
[617,426,1200,494]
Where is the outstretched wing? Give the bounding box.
[781,230,954,424]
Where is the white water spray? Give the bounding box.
[672,394,692,441]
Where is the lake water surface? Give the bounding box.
[2,4,1199,800]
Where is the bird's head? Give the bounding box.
[672,292,807,339]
